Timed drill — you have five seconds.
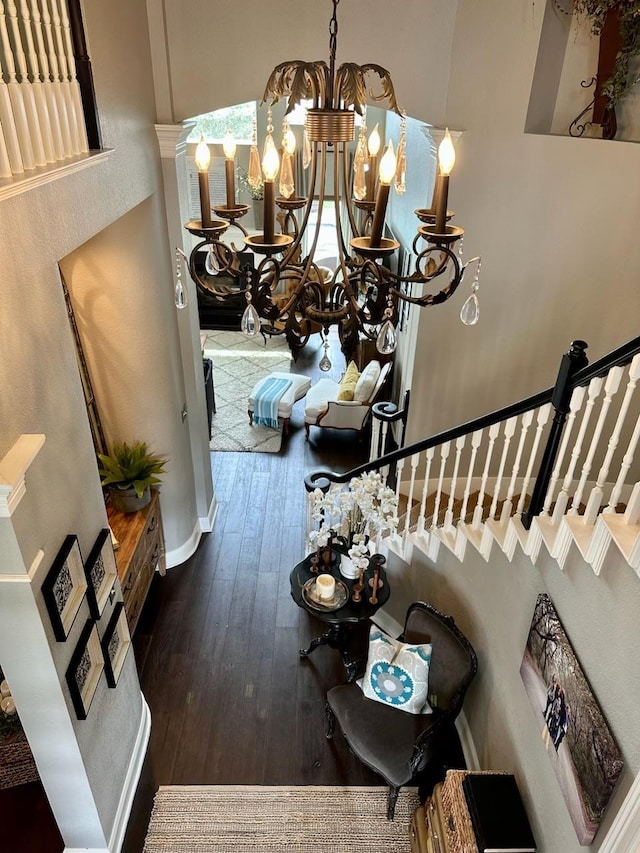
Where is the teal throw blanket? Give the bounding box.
[254,376,293,428]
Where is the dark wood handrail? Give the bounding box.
[305,334,640,494]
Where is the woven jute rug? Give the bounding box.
[203,330,292,453]
[142,785,419,852]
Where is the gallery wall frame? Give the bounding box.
[42,534,87,642]
[101,601,131,688]
[84,528,118,619]
[65,619,104,720]
[520,593,623,845]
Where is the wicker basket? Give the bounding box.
[441,769,510,853]
[0,731,39,789]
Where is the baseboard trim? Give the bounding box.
[199,494,217,533]
[64,694,151,853]
[107,693,151,853]
[455,710,480,771]
[165,495,217,569]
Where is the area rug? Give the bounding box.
[203,331,292,453]
[143,785,419,852]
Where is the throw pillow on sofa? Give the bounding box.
[337,360,360,401]
[354,359,382,403]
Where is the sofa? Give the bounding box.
[304,360,392,439]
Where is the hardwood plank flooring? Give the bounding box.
[119,334,379,851]
[1,333,381,852]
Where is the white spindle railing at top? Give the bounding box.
[307,337,640,582]
[0,0,89,180]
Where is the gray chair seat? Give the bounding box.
[328,685,445,786]
[326,602,477,819]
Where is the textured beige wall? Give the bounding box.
[150,0,458,125]
[405,0,640,444]
[0,0,196,843]
[394,539,640,853]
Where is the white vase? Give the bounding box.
[339,553,360,580]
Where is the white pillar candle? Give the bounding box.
[316,573,336,601]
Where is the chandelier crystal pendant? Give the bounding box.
[180,0,481,361]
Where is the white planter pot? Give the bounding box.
[339,553,360,580]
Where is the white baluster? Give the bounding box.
[584,359,640,523]
[430,441,451,530]
[402,453,420,542]
[606,414,640,516]
[624,482,640,526]
[501,411,534,523]
[40,0,72,156]
[444,435,466,530]
[6,0,46,164]
[49,0,79,154]
[56,0,87,152]
[0,117,12,175]
[416,447,435,536]
[569,366,624,517]
[487,416,517,521]
[552,377,604,525]
[394,456,405,513]
[369,417,380,462]
[540,387,586,517]
[18,0,55,162]
[0,0,32,170]
[459,429,482,525]
[380,422,390,484]
[29,0,63,160]
[471,423,500,530]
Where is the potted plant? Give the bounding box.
[98,441,168,513]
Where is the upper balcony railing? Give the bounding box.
[0,0,99,182]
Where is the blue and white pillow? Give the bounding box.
[360,626,432,715]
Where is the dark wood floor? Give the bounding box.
[1,333,381,853]
[122,336,378,852]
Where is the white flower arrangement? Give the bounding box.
[308,471,399,561]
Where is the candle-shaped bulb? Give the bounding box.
[195,134,211,172]
[378,140,396,186]
[368,123,381,157]
[282,124,296,155]
[223,129,236,160]
[262,135,280,181]
[438,128,455,176]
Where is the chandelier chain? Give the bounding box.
[328,0,339,106]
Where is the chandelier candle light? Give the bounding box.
[181,0,481,360]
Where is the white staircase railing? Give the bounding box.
[0,0,90,180]
[306,336,640,580]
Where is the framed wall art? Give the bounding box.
[520,594,623,845]
[84,528,118,619]
[101,602,131,688]
[42,534,87,642]
[65,619,103,720]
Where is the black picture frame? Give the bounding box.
[42,535,87,642]
[65,619,104,720]
[84,528,118,619]
[101,602,131,688]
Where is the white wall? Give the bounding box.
[148,0,458,125]
[395,538,640,853]
[0,0,198,846]
[405,0,640,445]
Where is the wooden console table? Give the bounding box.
[107,490,166,634]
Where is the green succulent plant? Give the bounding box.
[98,441,168,499]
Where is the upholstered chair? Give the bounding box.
[325,602,478,819]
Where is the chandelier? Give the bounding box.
[177,0,481,364]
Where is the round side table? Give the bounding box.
[289,550,390,681]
